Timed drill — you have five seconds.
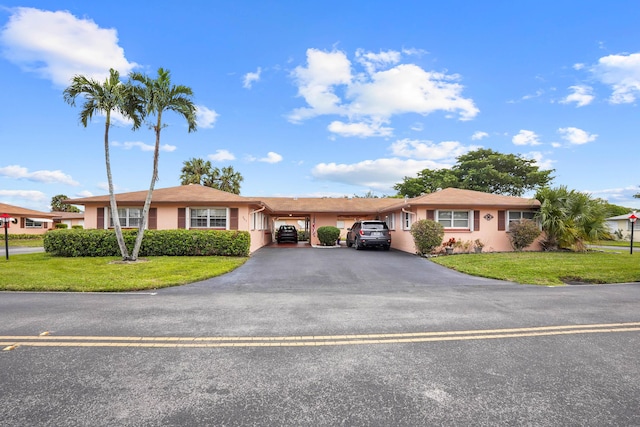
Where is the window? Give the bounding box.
[336,220,345,229]
[252,211,266,230]
[25,218,43,228]
[437,210,470,229]
[191,208,227,228]
[385,213,395,230]
[402,212,413,230]
[110,208,142,228]
[508,211,536,230]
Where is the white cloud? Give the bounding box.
[195,105,219,129]
[327,120,393,138]
[355,48,401,74]
[112,141,177,152]
[573,63,585,70]
[249,152,283,164]
[0,7,137,86]
[0,189,47,202]
[208,149,235,162]
[389,139,476,160]
[410,122,424,132]
[512,130,542,146]
[471,131,488,140]
[243,67,262,89]
[0,164,79,185]
[346,63,478,120]
[311,158,451,192]
[288,49,352,122]
[523,151,555,171]
[561,85,594,107]
[558,127,597,145]
[591,52,640,104]
[75,190,94,197]
[288,48,478,133]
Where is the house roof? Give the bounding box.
[64,185,540,214]
[259,196,400,214]
[65,184,259,205]
[606,213,638,221]
[0,202,57,218]
[52,211,85,220]
[381,187,540,212]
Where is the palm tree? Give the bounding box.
[180,158,244,194]
[63,68,142,260]
[129,68,197,260]
[180,157,213,185]
[536,186,609,251]
[216,166,243,195]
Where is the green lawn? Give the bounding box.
[6,237,44,247]
[590,240,640,248]
[0,253,247,292]
[431,251,640,286]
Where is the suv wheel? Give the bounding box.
[355,238,362,250]
[346,239,353,248]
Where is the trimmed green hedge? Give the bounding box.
[43,229,250,257]
[317,226,340,246]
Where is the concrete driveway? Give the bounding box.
[1,247,639,426]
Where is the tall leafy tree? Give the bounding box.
[50,194,81,212]
[130,68,197,260]
[535,186,609,251]
[180,159,244,194]
[215,166,243,194]
[63,68,141,260]
[394,149,554,197]
[180,157,213,185]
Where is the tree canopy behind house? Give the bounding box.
[180,157,244,194]
[51,194,81,212]
[394,148,554,197]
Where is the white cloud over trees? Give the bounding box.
[288,48,478,138]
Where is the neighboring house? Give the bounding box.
[52,211,85,229]
[605,213,639,240]
[65,185,541,254]
[0,202,57,235]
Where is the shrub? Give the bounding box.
[297,230,309,241]
[55,223,68,229]
[317,226,340,246]
[43,229,250,257]
[508,219,541,251]
[71,225,83,230]
[410,219,444,255]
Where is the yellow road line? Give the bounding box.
[2,322,639,349]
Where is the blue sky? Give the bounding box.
[1,1,640,212]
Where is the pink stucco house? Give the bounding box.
[0,202,58,235]
[65,184,541,254]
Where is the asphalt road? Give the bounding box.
[1,246,639,426]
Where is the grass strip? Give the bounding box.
[431,251,640,286]
[0,253,247,292]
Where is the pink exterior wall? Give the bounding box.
[3,217,52,235]
[386,207,541,254]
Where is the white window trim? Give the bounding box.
[109,207,144,229]
[189,207,229,230]
[386,213,396,230]
[507,210,538,231]
[436,210,472,230]
[402,210,414,230]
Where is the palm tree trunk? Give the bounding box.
[105,114,130,260]
[131,113,163,260]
